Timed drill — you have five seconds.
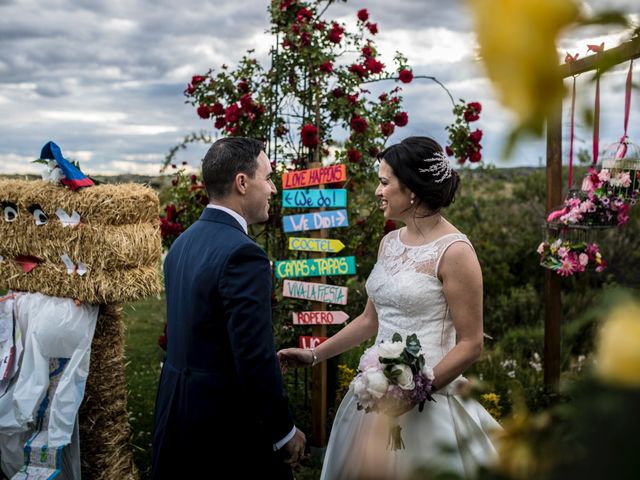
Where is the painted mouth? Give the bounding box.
[14,255,43,273]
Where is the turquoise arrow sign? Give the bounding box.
[282,189,347,208]
[275,256,356,278]
[283,209,348,233]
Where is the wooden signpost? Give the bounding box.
[282,279,348,305]
[282,189,347,209]
[282,164,347,189]
[281,161,352,449]
[282,209,348,233]
[288,237,345,253]
[275,256,356,278]
[292,311,349,325]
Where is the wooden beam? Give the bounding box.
[560,36,640,78]
[544,76,563,390]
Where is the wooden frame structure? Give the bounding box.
[544,36,640,389]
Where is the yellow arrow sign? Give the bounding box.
[288,237,345,253]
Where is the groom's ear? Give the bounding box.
[234,173,248,195]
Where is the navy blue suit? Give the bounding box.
[152,208,294,479]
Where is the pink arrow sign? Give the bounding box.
[298,336,329,349]
[292,311,349,325]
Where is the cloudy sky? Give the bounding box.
[0,0,638,176]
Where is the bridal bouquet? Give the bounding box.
[350,333,435,450]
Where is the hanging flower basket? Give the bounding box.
[585,138,640,199]
[538,224,607,276]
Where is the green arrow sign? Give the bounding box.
[275,256,356,278]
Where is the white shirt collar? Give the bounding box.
[206,204,248,234]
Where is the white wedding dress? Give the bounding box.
[321,230,501,480]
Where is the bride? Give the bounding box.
[278,136,501,479]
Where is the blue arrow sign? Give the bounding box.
[275,256,356,278]
[283,209,348,233]
[282,189,347,208]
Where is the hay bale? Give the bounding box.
[79,304,138,480]
[0,261,162,304]
[0,180,159,225]
[0,222,161,270]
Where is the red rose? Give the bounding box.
[214,117,226,129]
[197,104,211,119]
[190,174,198,184]
[365,58,384,74]
[346,93,359,104]
[357,9,369,22]
[164,204,178,222]
[332,87,344,98]
[469,150,482,162]
[469,128,483,143]
[380,122,395,137]
[300,32,311,46]
[319,61,333,73]
[237,81,250,93]
[362,45,374,58]
[349,63,367,78]
[394,111,408,127]
[350,116,368,134]
[464,102,482,122]
[210,102,224,116]
[314,21,326,31]
[279,0,293,11]
[383,219,397,234]
[347,148,362,163]
[398,69,413,83]
[225,104,242,123]
[445,145,453,156]
[301,124,319,148]
[367,22,378,35]
[191,75,206,86]
[225,125,239,136]
[282,38,292,49]
[186,84,195,95]
[240,94,253,112]
[369,146,380,157]
[296,7,313,21]
[328,23,344,43]
[378,93,388,102]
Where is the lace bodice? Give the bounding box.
[365,229,473,375]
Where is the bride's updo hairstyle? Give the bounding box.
[378,136,460,214]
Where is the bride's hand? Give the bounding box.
[277,348,314,373]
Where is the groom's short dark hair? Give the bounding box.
[202,137,263,199]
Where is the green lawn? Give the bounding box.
[122,295,322,479]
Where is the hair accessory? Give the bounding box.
[418,151,452,183]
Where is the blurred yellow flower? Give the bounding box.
[480,392,502,419]
[467,0,580,137]
[335,363,356,404]
[595,301,640,387]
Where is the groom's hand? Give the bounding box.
[283,427,306,464]
[277,348,314,372]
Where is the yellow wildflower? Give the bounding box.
[335,364,356,404]
[467,0,580,138]
[595,301,640,388]
[480,392,502,420]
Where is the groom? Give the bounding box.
[152,137,305,479]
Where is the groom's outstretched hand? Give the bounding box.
[283,427,306,464]
[277,348,314,373]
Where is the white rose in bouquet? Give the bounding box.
[378,341,405,359]
[363,369,389,398]
[392,364,415,390]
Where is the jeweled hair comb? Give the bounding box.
[418,151,452,183]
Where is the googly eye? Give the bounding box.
[2,202,18,222]
[28,204,49,226]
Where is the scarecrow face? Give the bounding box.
[0,180,162,304]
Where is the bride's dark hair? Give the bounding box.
[378,136,460,214]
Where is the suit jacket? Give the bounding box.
[152,208,294,479]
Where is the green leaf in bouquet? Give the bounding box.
[385,364,402,379]
[379,356,400,365]
[392,332,403,343]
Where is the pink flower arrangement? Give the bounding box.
[547,167,638,228]
[538,239,607,276]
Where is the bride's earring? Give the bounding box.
[410,198,415,206]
